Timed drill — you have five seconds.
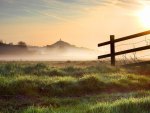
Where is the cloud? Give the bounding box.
[115,0,150,9]
[0,0,148,22]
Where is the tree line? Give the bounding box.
[0,40,27,48]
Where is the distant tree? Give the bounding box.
[0,40,3,44]
[17,41,27,48]
[0,40,5,46]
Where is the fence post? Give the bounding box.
[110,35,115,66]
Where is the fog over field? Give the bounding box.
[0,39,99,61]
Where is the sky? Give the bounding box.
[0,0,150,49]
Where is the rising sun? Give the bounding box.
[138,6,150,28]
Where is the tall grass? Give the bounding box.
[20,96,150,113]
[0,73,150,97]
[88,97,150,113]
[0,62,150,113]
[0,62,122,77]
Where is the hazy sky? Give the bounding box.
[0,0,150,49]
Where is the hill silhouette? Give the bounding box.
[46,39,92,52]
[47,39,75,48]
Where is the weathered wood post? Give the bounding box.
[110,35,115,66]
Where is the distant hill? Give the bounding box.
[47,39,75,48]
[0,39,98,61]
[46,39,93,52]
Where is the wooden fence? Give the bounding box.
[98,30,150,66]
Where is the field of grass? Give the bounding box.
[0,61,150,113]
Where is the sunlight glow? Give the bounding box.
[138,6,150,28]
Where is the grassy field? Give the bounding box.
[0,61,150,113]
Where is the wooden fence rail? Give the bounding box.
[98,30,150,66]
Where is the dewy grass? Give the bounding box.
[0,72,150,96]
[88,97,150,113]
[1,91,150,112]
[0,62,122,76]
[0,62,150,113]
[20,96,150,113]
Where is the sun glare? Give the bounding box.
[138,6,150,28]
